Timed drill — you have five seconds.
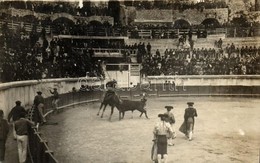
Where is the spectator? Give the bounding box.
[14,112,35,163]
[0,109,9,163]
[49,88,59,113]
[32,91,46,124]
[146,42,151,53]
[7,101,27,140]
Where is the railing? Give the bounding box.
[28,126,58,163]
[0,20,52,33]
[72,47,138,57]
[1,19,259,39]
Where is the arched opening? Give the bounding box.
[53,17,75,26]
[53,17,75,34]
[173,19,191,29]
[201,18,221,28]
[23,15,38,23]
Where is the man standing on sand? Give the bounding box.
[152,114,173,163]
[179,102,198,141]
[164,106,176,146]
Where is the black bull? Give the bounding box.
[97,93,149,121]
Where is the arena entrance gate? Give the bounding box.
[105,64,141,88]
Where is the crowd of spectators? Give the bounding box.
[0,1,113,18]
[0,2,260,83]
[0,22,104,82]
[140,42,260,76]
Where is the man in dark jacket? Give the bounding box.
[184,102,198,141]
[33,91,46,124]
[0,109,9,163]
[8,101,26,140]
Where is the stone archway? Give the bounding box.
[173,19,191,29]
[201,18,221,28]
[51,13,76,24]
[23,14,38,23]
[52,17,75,26]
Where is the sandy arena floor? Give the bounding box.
[39,96,260,163]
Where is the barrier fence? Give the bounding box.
[28,126,58,163]
[28,90,104,163]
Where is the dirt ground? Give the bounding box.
[38,96,260,163]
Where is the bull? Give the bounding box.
[116,99,149,120]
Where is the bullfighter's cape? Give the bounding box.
[151,140,157,162]
[179,121,187,135]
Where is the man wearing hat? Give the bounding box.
[8,101,27,140]
[33,91,46,124]
[153,113,173,163]
[180,102,198,141]
[102,79,118,102]
[164,106,176,146]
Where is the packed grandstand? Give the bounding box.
[0,0,260,82]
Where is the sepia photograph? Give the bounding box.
[0,0,259,162]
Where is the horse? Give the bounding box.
[97,92,122,121]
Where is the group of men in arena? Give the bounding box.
[152,102,198,163]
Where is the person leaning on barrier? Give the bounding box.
[33,91,46,124]
[8,101,27,140]
[0,109,9,163]
[14,112,35,163]
[49,88,59,114]
[153,114,173,163]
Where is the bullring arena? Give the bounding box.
[4,85,260,163]
[37,97,260,163]
[1,0,260,163]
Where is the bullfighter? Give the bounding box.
[179,102,198,141]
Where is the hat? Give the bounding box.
[15,101,21,105]
[165,106,173,110]
[158,114,168,118]
[187,102,194,106]
[37,91,42,94]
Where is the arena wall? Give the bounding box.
[1,75,260,118]
[0,78,103,117]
